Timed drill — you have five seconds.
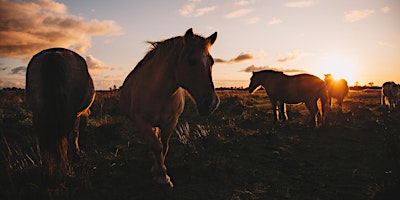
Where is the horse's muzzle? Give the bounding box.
[197,94,220,116]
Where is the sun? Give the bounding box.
[314,54,359,86]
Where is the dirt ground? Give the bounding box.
[0,89,399,199]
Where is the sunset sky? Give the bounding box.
[1,0,399,90]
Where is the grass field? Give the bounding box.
[0,89,399,199]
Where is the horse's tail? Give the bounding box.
[43,53,71,180]
[319,84,330,125]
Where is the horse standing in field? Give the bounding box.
[119,28,219,187]
[26,48,95,184]
[248,70,329,127]
[381,81,399,109]
[324,74,349,113]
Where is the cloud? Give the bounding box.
[268,18,282,25]
[179,0,197,17]
[381,6,390,14]
[284,0,317,8]
[37,0,67,13]
[9,66,26,75]
[234,0,251,6]
[215,53,255,64]
[194,6,217,17]
[377,41,394,48]
[246,17,260,24]
[344,9,375,22]
[0,0,122,61]
[277,51,302,63]
[241,65,306,73]
[224,8,254,19]
[86,55,109,76]
[179,0,216,17]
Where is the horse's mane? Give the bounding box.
[133,36,183,73]
[124,33,208,83]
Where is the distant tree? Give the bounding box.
[368,82,374,87]
[354,81,359,87]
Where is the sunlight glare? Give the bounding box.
[315,54,359,86]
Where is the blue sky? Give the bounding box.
[1,0,399,89]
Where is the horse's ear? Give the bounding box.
[184,28,194,39]
[207,32,217,45]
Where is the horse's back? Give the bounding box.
[26,48,95,122]
[382,82,399,98]
[294,74,326,96]
[265,73,325,103]
[327,79,349,98]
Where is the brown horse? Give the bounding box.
[248,70,329,127]
[381,81,399,109]
[324,74,349,112]
[26,48,95,183]
[119,28,219,187]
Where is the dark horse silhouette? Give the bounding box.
[26,48,95,183]
[381,81,399,109]
[120,28,219,187]
[249,70,329,127]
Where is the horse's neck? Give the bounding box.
[142,55,180,95]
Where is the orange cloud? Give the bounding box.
[277,51,302,63]
[0,0,122,61]
[179,0,216,17]
[284,0,317,8]
[86,55,110,76]
[224,8,254,19]
[344,9,375,22]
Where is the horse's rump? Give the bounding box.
[26,48,95,178]
[381,81,399,108]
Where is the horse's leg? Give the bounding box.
[271,100,278,123]
[155,117,179,188]
[338,98,343,113]
[279,102,288,121]
[135,117,172,186]
[305,100,318,127]
[69,117,81,161]
[160,117,179,161]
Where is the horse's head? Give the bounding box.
[248,71,264,94]
[176,28,219,116]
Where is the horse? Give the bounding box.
[324,74,349,113]
[381,81,399,109]
[119,28,219,187]
[26,48,95,184]
[248,70,329,127]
